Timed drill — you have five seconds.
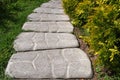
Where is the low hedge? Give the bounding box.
[63,0,120,74]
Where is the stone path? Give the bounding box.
[5,0,93,79]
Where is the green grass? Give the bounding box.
[0,0,49,79]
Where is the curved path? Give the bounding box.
[5,0,93,79]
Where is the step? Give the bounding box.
[28,13,69,22]
[22,22,73,33]
[49,0,62,3]
[40,0,63,9]
[5,48,93,79]
[33,7,64,14]
[14,32,79,51]
[13,79,85,80]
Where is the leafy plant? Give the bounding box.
[62,0,120,76]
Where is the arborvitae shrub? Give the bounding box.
[62,0,120,73]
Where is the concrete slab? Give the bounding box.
[28,13,69,22]
[14,79,80,80]
[34,7,64,14]
[13,32,79,51]
[40,1,63,9]
[6,48,93,79]
[22,22,73,33]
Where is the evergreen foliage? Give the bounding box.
[63,0,120,74]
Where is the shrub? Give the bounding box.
[62,0,120,74]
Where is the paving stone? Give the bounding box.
[14,79,81,80]
[6,48,93,79]
[40,1,63,9]
[13,78,81,80]
[14,39,34,51]
[40,0,63,10]
[34,7,64,14]
[22,22,73,33]
[49,0,62,3]
[13,32,79,51]
[28,13,69,22]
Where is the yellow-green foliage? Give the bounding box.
[63,0,120,73]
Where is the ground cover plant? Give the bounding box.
[62,0,120,79]
[0,0,48,79]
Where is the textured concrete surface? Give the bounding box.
[6,48,93,78]
[13,33,79,51]
[13,78,85,80]
[34,7,64,14]
[22,22,73,33]
[28,13,70,22]
[40,0,63,9]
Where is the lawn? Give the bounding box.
[0,0,49,79]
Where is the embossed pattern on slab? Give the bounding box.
[28,13,70,22]
[5,48,93,78]
[22,22,73,33]
[13,33,79,51]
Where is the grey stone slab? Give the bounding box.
[13,33,79,51]
[48,52,67,78]
[34,7,64,14]
[62,49,89,62]
[22,22,73,33]
[13,78,81,80]
[40,1,63,9]
[28,13,69,22]
[9,52,37,62]
[6,48,93,79]
[49,0,62,3]
[69,61,92,78]
[15,32,35,40]
[14,39,34,51]
[34,53,52,78]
